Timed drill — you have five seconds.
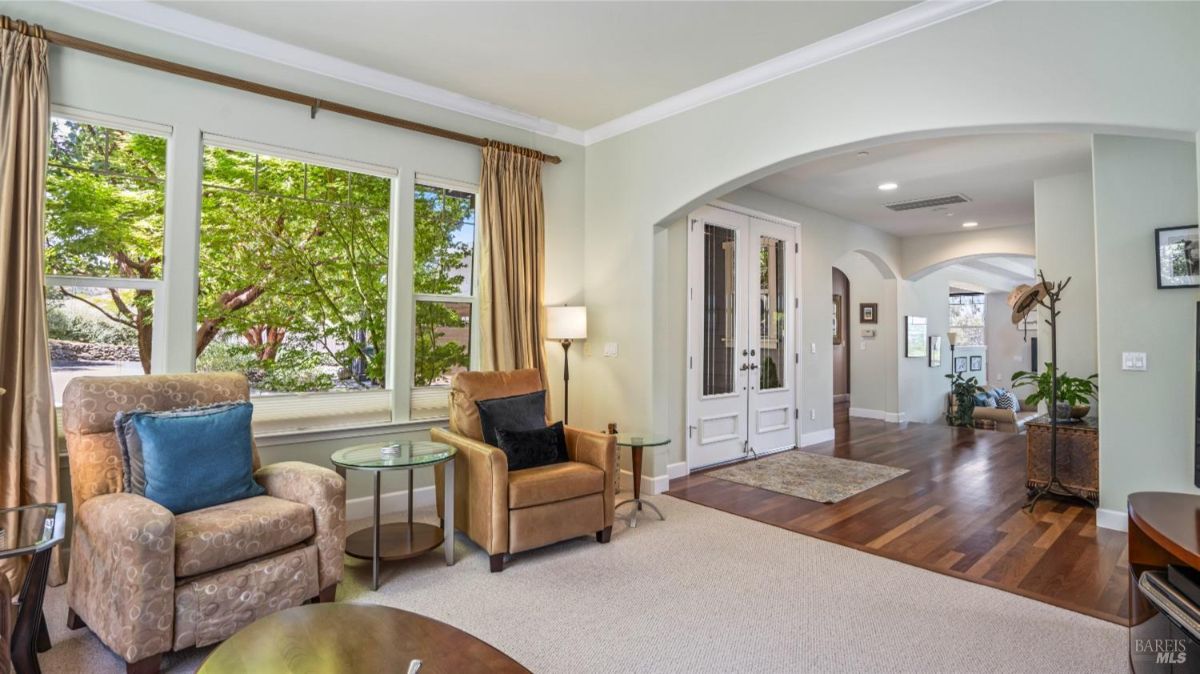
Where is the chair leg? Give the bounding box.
[489,553,505,573]
[596,526,612,543]
[317,585,337,603]
[126,653,162,674]
[66,608,86,630]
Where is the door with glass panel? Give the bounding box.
[686,206,796,468]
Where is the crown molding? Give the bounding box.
[63,0,588,145]
[64,0,994,148]
[582,0,998,145]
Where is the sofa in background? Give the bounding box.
[972,387,1039,432]
[61,373,346,674]
[431,369,616,572]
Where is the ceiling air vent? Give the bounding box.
[884,194,970,212]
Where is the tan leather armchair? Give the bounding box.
[432,369,616,572]
[61,373,346,674]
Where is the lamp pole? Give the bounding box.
[560,338,572,425]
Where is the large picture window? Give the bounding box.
[948,293,986,347]
[45,114,167,403]
[196,143,393,397]
[411,180,478,419]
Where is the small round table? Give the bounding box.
[197,603,530,674]
[614,434,670,528]
[0,503,65,674]
[331,441,456,591]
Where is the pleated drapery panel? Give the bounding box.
[477,141,548,388]
[0,18,63,587]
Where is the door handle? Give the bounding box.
[749,363,759,370]
[739,363,749,371]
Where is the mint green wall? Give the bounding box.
[1093,136,1199,513]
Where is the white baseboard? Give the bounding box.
[1096,508,1128,532]
[849,408,907,423]
[799,428,836,447]
[666,461,690,480]
[345,485,436,521]
[619,468,669,495]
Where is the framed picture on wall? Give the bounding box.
[860,302,878,324]
[954,356,968,373]
[1156,225,1199,288]
[928,335,942,367]
[833,294,844,345]
[905,316,927,358]
[970,355,983,371]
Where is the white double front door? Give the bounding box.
[686,205,798,469]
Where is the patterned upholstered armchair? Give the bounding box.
[61,373,346,674]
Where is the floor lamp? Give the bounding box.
[547,306,587,425]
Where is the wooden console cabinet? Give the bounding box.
[1025,416,1099,502]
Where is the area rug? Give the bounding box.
[706,450,908,503]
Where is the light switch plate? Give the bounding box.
[860,341,867,351]
[603,342,619,358]
[810,342,817,354]
[1121,352,1147,371]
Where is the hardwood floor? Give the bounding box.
[667,418,1130,625]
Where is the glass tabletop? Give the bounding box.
[614,433,671,448]
[0,503,66,559]
[331,440,456,471]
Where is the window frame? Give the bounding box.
[45,106,174,378]
[948,292,987,347]
[410,174,482,419]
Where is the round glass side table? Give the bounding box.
[331,441,456,590]
[0,503,65,674]
[614,434,670,528]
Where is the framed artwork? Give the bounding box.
[1156,225,1199,288]
[860,302,878,324]
[954,356,968,374]
[833,294,843,345]
[905,316,927,358]
[928,335,942,367]
[970,355,983,371]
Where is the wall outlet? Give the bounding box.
[810,342,817,354]
[860,341,867,351]
[809,409,816,420]
[1121,351,1147,371]
[603,342,619,358]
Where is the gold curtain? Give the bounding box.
[0,19,63,587]
[478,140,548,386]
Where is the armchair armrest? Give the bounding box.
[971,407,1017,423]
[431,428,509,555]
[254,462,346,591]
[68,493,175,663]
[565,426,617,528]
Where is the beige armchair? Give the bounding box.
[432,369,616,572]
[61,373,346,674]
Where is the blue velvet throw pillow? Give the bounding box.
[127,402,264,515]
[476,390,547,447]
[494,421,569,471]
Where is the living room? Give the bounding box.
[1,2,1198,673]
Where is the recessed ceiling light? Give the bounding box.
[878,182,898,191]
[962,221,979,228]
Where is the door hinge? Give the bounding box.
[794,408,799,419]
[794,353,799,364]
[794,297,799,309]
[688,355,693,370]
[794,242,799,253]
[689,287,693,301]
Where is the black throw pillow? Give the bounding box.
[476,390,546,447]
[494,422,569,471]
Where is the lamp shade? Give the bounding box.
[947,331,959,346]
[547,306,587,340]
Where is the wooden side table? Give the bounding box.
[1128,492,1200,672]
[1025,415,1098,503]
[614,434,670,528]
[1,503,66,674]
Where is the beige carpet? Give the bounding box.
[707,450,909,503]
[37,495,1126,673]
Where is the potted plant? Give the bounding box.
[945,372,984,427]
[1011,365,1098,420]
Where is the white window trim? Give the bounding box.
[46,110,173,377]
[410,175,481,420]
[202,132,399,178]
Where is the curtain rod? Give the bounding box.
[1,15,563,165]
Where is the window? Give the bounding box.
[948,293,986,347]
[196,143,392,399]
[411,180,478,419]
[45,115,167,404]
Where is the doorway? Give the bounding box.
[686,205,797,469]
[832,266,851,429]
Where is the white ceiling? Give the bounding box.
[750,133,1093,237]
[155,1,913,130]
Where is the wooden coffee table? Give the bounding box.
[198,603,529,674]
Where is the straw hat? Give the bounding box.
[1008,282,1049,325]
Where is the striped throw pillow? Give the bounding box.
[995,391,1016,410]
